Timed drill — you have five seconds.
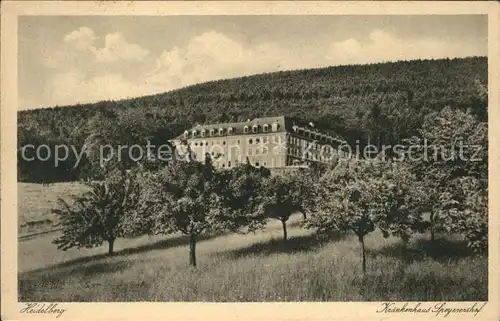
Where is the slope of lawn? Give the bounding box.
[19,215,487,302]
[18,182,88,235]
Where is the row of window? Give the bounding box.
[288,136,339,151]
[184,123,280,138]
[288,150,338,162]
[203,148,270,157]
[288,146,334,155]
[187,135,338,149]
[248,136,275,144]
[248,147,268,156]
[196,147,336,163]
[193,140,229,147]
[189,135,285,147]
[294,130,337,143]
[188,140,334,157]
[204,148,269,157]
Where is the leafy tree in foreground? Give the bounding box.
[375,162,429,243]
[257,170,311,241]
[405,106,488,249]
[139,156,227,267]
[52,168,141,255]
[219,163,270,233]
[440,176,488,253]
[305,159,425,274]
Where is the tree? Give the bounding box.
[457,177,487,253]
[257,170,311,241]
[139,156,227,267]
[52,168,141,255]
[218,163,270,233]
[405,106,487,248]
[305,159,425,274]
[375,162,429,243]
[470,78,488,121]
[439,176,488,253]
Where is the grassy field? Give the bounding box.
[18,182,88,235]
[19,213,487,302]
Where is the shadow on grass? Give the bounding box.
[21,232,224,278]
[218,230,345,259]
[18,260,132,301]
[368,236,476,263]
[19,232,228,301]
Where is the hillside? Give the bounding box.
[17,57,488,182]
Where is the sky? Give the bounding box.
[18,15,487,110]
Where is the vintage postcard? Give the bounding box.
[1,1,499,320]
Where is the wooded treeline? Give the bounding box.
[17,57,487,182]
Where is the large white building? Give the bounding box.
[172,116,345,169]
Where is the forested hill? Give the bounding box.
[18,56,488,182]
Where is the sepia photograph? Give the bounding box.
[1,1,499,321]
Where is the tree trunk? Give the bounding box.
[302,212,307,220]
[430,212,435,242]
[281,219,288,241]
[358,234,366,275]
[108,237,115,256]
[189,233,197,267]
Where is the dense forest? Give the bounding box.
[17,56,488,182]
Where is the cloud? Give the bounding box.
[33,28,485,109]
[63,27,97,51]
[46,71,154,106]
[91,33,150,62]
[148,31,283,89]
[46,31,283,106]
[327,29,482,65]
[146,29,484,94]
[62,27,149,63]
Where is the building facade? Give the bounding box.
[171,116,345,169]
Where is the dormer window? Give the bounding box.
[244,125,249,133]
[228,127,233,135]
[210,129,215,136]
[201,129,206,137]
[272,122,279,132]
[263,124,269,132]
[219,128,224,136]
[192,130,198,137]
[252,125,259,133]
[184,130,189,138]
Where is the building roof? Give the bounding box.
[172,115,344,142]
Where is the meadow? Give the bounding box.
[18,182,89,236]
[19,204,487,302]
